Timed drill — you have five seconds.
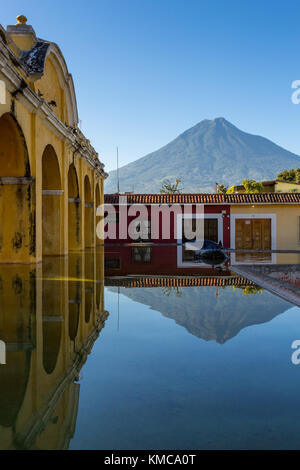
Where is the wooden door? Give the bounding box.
[235,218,271,250]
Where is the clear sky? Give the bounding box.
[2,0,300,172]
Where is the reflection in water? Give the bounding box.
[1,243,300,449]
[0,249,107,450]
[107,282,290,343]
[104,245,300,344]
[0,266,34,431]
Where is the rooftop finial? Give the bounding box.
[16,15,27,25]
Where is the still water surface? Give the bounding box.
[70,285,300,450]
[0,247,300,449]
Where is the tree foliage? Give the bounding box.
[215,183,228,194]
[226,185,236,194]
[277,168,300,183]
[241,179,263,193]
[160,178,183,194]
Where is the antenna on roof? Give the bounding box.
[116,146,120,194]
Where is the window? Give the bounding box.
[182,218,218,243]
[204,219,218,242]
[132,246,152,263]
[104,258,121,269]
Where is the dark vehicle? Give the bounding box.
[193,240,228,266]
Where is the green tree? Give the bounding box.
[226,185,236,194]
[161,287,182,297]
[242,179,263,193]
[160,178,183,194]
[242,286,263,295]
[232,285,263,295]
[277,168,300,183]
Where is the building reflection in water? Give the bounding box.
[1,244,299,449]
[104,244,300,343]
[0,248,107,450]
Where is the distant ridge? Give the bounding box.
[105,118,300,193]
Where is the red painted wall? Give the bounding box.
[104,203,231,247]
[104,245,231,277]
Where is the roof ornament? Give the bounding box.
[16,15,28,25]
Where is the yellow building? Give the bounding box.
[0,15,107,264]
[0,249,107,450]
[228,193,300,264]
[233,180,300,193]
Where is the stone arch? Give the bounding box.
[42,145,62,256]
[68,254,81,342]
[33,43,78,127]
[42,259,62,375]
[68,164,81,251]
[0,113,34,263]
[0,351,31,427]
[84,251,94,324]
[95,182,101,247]
[0,113,30,177]
[42,316,61,375]
[84,175,94,248]
[68,288,80,341]
[0,264,33,427]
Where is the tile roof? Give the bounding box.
[105,276,255,288]
[105,193,300,205]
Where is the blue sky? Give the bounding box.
[2,0,300,171]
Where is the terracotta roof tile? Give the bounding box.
[105,193,300,205]
[105,276,255,288]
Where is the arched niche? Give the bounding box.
[0,113,34,262]
[68,164,81,251]
[84,176,94,248]
[42,145,62,256]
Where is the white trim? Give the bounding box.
[42,189,64,195]
[176,213,223,268]
[0,177,34,185]
[230,213,276,265]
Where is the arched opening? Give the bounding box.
[42,145,62,256]
[68,254,82,342]
[68,164,81,251]
[0,113,34,263]
[42,258,62,375]
[95,183,101,246]
[0,114,30,176]
[0,265,34,427]
[69,286,80,341]
[84,176,94,248]
[0,351,31,427]
[84,251,94,324]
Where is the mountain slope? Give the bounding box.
[108,285,290,344]
[105,118,300,193]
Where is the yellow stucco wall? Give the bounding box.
[231,204,300,250]
[0,18,107,263]
[0,251,107,449]
[234,181,300,194]
[275,181,300,193]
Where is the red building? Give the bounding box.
[104,193,231,247]
[104,192,300,270]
